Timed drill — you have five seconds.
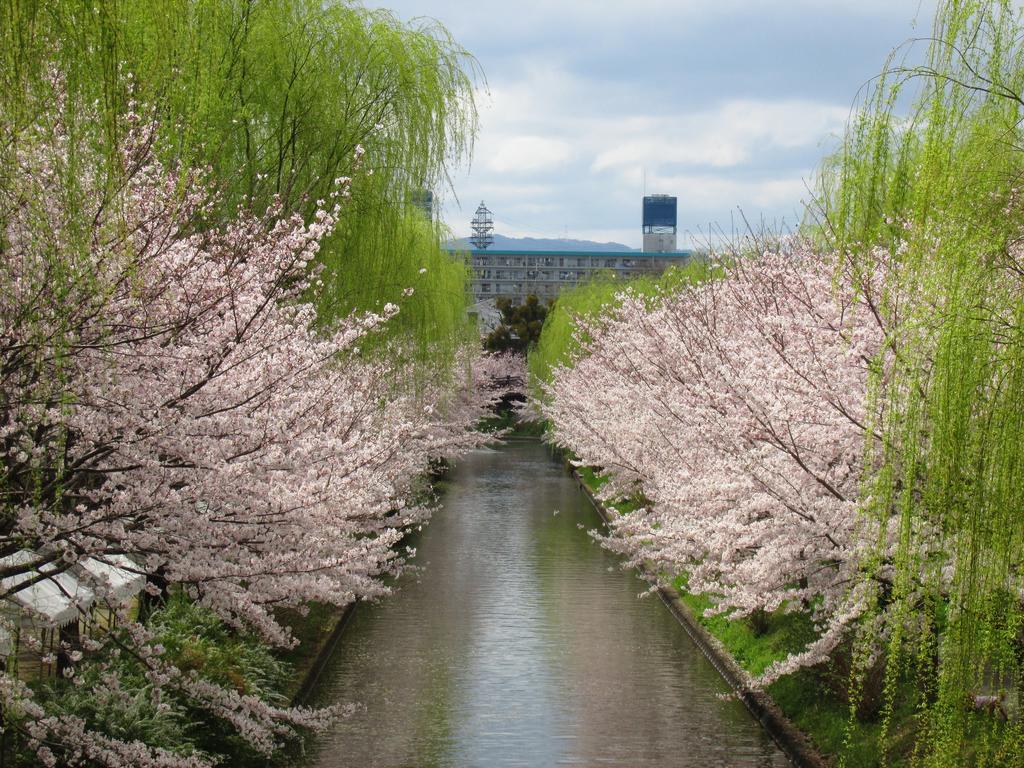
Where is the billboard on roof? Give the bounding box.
[643,195,677,228]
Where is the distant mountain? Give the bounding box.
[446,233,637,252]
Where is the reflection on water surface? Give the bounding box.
[305,438,789,768]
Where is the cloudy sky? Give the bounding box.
[364,0,936,249]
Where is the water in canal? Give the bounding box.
[304,438,789,767]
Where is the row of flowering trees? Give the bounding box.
[0,89,513,764]
[536,228,1024,763]
[0,0,504,762]
[538,2,1024,763]
[539,246,898,683]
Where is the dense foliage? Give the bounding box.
[30,597,291,767]
[815,1,1024,763]
[483,295,551,354]
[0,99,511,766]
[1,0,479,359]
[540,246,886,683]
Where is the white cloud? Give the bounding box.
[651,172,813,212]
[375,0,933,41]
[467,182,556,200]
[477,66,580,131]
[485,135,574,173]
[448,78,840,245]
[476,63,849,177]
[362,0,934,247]
[590,100,850,173]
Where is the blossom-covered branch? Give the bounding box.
[0,96,502,765]
[540,246,896,682]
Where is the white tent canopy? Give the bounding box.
[0,550,95,628]
[0,624,13,657]
[78,555,145,603]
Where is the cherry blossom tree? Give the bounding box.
[0,97,503,765]
[540,245,897,683]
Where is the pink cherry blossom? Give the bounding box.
[0,96,508,765]
[540,244,897,683]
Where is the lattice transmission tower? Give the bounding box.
[470,201,494,249]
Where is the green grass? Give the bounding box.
[576,465,606,492]
[772,673,891,768]
[674,581,815,676]
[576,467,644,515]
[676,580,910,765]
[672,577,922,767]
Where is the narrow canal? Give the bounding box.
[304,438,789,767]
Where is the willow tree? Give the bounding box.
[1,0,479,366]
[527,261,713,401]
[814,2,1024,764]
